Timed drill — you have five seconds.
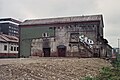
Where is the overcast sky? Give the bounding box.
[0,0,120,47]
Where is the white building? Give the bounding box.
[0,33,18,58]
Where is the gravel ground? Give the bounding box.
[0,57,111,80]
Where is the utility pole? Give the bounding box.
[118,39,120,54]
[116,39,120,61]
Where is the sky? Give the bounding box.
[0,0,120,47]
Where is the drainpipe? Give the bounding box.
[8,42,10,58]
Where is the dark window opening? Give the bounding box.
[42,33,48,37]
[43,33,46,37]
[49,27,53,29]
[17,47,19,51]
[58,27,60,29]
[11,46,13,51]
[14,47,16,51]
[4,45,7,51]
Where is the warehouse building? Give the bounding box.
[19,14,112,58]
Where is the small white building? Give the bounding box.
[0,33,18,58]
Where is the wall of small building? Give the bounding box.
[99,43,112,59]
[112,48,118,59]
[0,42,18,58]
[0,42,9,53]
[9,43,18,53]
[106,44,112,58]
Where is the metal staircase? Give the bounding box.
[78,40,94,58]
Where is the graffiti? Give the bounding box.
[79,35,94,48]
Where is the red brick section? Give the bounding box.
[0,53,18,57]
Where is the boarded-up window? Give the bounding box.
[70,33,79,42]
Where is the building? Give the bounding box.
[112,48,119,54]
[0,33,19,58]
[112,48,119,59]
[19,14,112,58]
[0,18,21,37]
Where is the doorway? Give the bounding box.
[43,48,51,57]
[57,45,66,57]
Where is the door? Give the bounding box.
[57,45,66,57]
[43,48,50,57]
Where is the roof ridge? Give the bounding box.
[20,14,103,26]
[25,14,102,21]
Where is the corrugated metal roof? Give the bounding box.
[0,34,18,43]
[20,15,103,26]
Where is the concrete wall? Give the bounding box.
[20,21,111,58]
[20,26,55,57]
[28,22,100,57]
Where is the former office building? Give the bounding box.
[0,18,21,37]
[19,14,112,58]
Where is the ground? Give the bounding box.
[0,57,111,80]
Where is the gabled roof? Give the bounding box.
[0,34,19,43]
[20,14,104,26]
[0,36,6,42]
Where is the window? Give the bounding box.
[43,33,46,37]
[60,27,63,29]
[11,46,13,51]
[42,33,48,37]
[116,49,118,52]
[58,27,60,29]
[49,27,53,29]
[14,47,16,51]
[17,47,19,51]
[16,31,18,33]
[4,45,7,51]
[9,26,11,28]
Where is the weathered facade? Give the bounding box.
[19,15,112,58]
